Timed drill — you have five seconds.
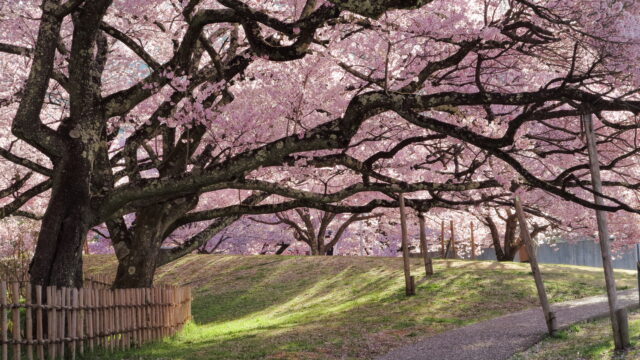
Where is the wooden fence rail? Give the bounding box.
[0,280,191,360]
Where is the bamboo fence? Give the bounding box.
[0,279,192,360]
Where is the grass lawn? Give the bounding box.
[84,254,638,360]
[511,311,640,360]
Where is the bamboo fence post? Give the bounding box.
[158,288,163,338]
[35,286,43,360]
[137,288,142,346]
[86,289,93,352]
[173,288,177,332]
[85,288,97,351]
[417,213,433,276]
[78,288,84,357]
[108,289,113,351]
[100,289,105,350]
[26,285,33,360]
[145,289,151,343]
[156,288,161,339]
[121,290,127,350]
[164,289,169,337]
[128,289,133,348]
[58,289,65,360]
[398,193,415,296]
[96,289,102,350]
[155,288,160,340]
[148,289,154,342]
[11,282,21,360]
[119,290,125,350]
[139,289,145,345]
[71,289,78,360]
[440,220,445,258]
[515,196,556,335]
[582,113,628,350]
[1,281,6,360]
[137,289,141,344]
[46,287,54,360]
[129,289,140,346]
[110,290,115,352]
[188,287,192,322]
[470,223,476,260]
[449,220,457,259]
[114,290,121,350]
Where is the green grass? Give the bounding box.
[511,311,640,360]
[84,255,638,360]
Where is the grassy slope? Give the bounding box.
[512,311,640,360]
[85,255,638,360]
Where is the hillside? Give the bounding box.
[84,255,638,360]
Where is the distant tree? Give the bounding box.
[251,209,382,256]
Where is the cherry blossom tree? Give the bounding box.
[2,0,640,290]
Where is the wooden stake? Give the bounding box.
[11,283,20,360]
[71,289,78,360]
[47,287,55,360]
[26,285,33,360]
[78,288,84,356]
[515,196,556,335]
[417,213,433,276]
[449,220,457,259]
[398,193,415,296]
[440,220,445,258]
[58,289,65,360]
[582,113,628,350]
[470,223,476,260]
[87,289,94,352]
[35,286,43,360]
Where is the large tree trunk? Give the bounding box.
[29,154,92,288]
[113,197,197,288]
[113,207,164,288]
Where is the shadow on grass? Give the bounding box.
[82,255,637,360]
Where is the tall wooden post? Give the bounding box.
[636,244,640,307]
[515,196,557,335]
[399,194,415,296]
[470,223,476,260]
[449,220,457,259]
[440,220,445,258]
[418,212,434,276]
[582,113,628,349]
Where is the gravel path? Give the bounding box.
[376,289,639,360]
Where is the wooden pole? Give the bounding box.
[26,285,33,360]
[398,193,415,296]
[440,220,445,258]
[470,223,476,260]
[87,289,94,352]
[58,289,65,360]
[582,113,628,350]
[46,287,55,360]
[449,220,457,259]
[637,244,640,307]
[71,288,78,360]
[78,288,84,356]
[35,286,43,360]
[417,213,434,276]
[11,283,21,360]
[515,196,557,335]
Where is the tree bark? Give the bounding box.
[113,197,197,288]
[29,157,91,288]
